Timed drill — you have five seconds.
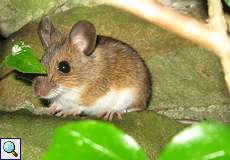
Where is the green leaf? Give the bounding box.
[224,0,230,7]
[1,41,46,74]
[43,120,149,160]
[158,122,230,160]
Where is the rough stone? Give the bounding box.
[1,5,230,122]
[0,0,66,37]
[0,2,229,160]
[0,110,185,160]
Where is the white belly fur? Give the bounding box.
[52,86,136,115]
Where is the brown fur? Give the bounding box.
[79,36,151,108]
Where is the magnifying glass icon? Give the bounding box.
[3,141,18,157]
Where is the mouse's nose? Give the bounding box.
[33,76,56,97]
[33,77,47,97]
[34,82,47,97]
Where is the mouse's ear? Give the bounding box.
[38,16,63,49]
[70,20,97,56]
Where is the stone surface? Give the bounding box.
[0,5,230,122]
[0,110,185,160]
[0,0,109,37]
[158,0,208,19]
[0,2,229,160]
[0,0,66,37]
[0,0,207,38]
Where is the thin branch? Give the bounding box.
[207,0,230,92]
[102,0,230,58]
[208,0,227,32]
[206,0,230,57]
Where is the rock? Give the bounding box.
[0,110,186,160]
[0,0,208,38]
[0,5,230,122]
[0,0,109,37]
[0,0,66,37]
[0,3,229,160]
[158,0,208,19]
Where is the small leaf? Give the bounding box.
[224,0,230,7]
[158,122,230,160]
[43,120,149,160]
[1,41,46,74]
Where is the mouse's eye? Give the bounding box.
[58,61,71,73]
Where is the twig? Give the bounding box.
[101,0,230,93]
[208,0,227,32]
[207,0,230,93]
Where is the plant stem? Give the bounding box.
[208,0,227,32]
[208,0,230,93]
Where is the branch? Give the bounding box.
[208,0,227,32]
[101,0,230,93]
[208,0,230,92]
[102,0,230,57]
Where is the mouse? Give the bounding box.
[33,16,151,121]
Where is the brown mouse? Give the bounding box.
[33,16,151,120]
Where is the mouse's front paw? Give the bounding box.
[39,104,58,115]
[55,107,81,118]
[100,111,123,121]
[46,104,60,115]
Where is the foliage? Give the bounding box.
[0,41,46,74]
[43,121,230,160]
[159,122,230,160]
[224,0,230,7]
[42,120,149,160]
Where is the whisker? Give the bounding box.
[15,74,33,82]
